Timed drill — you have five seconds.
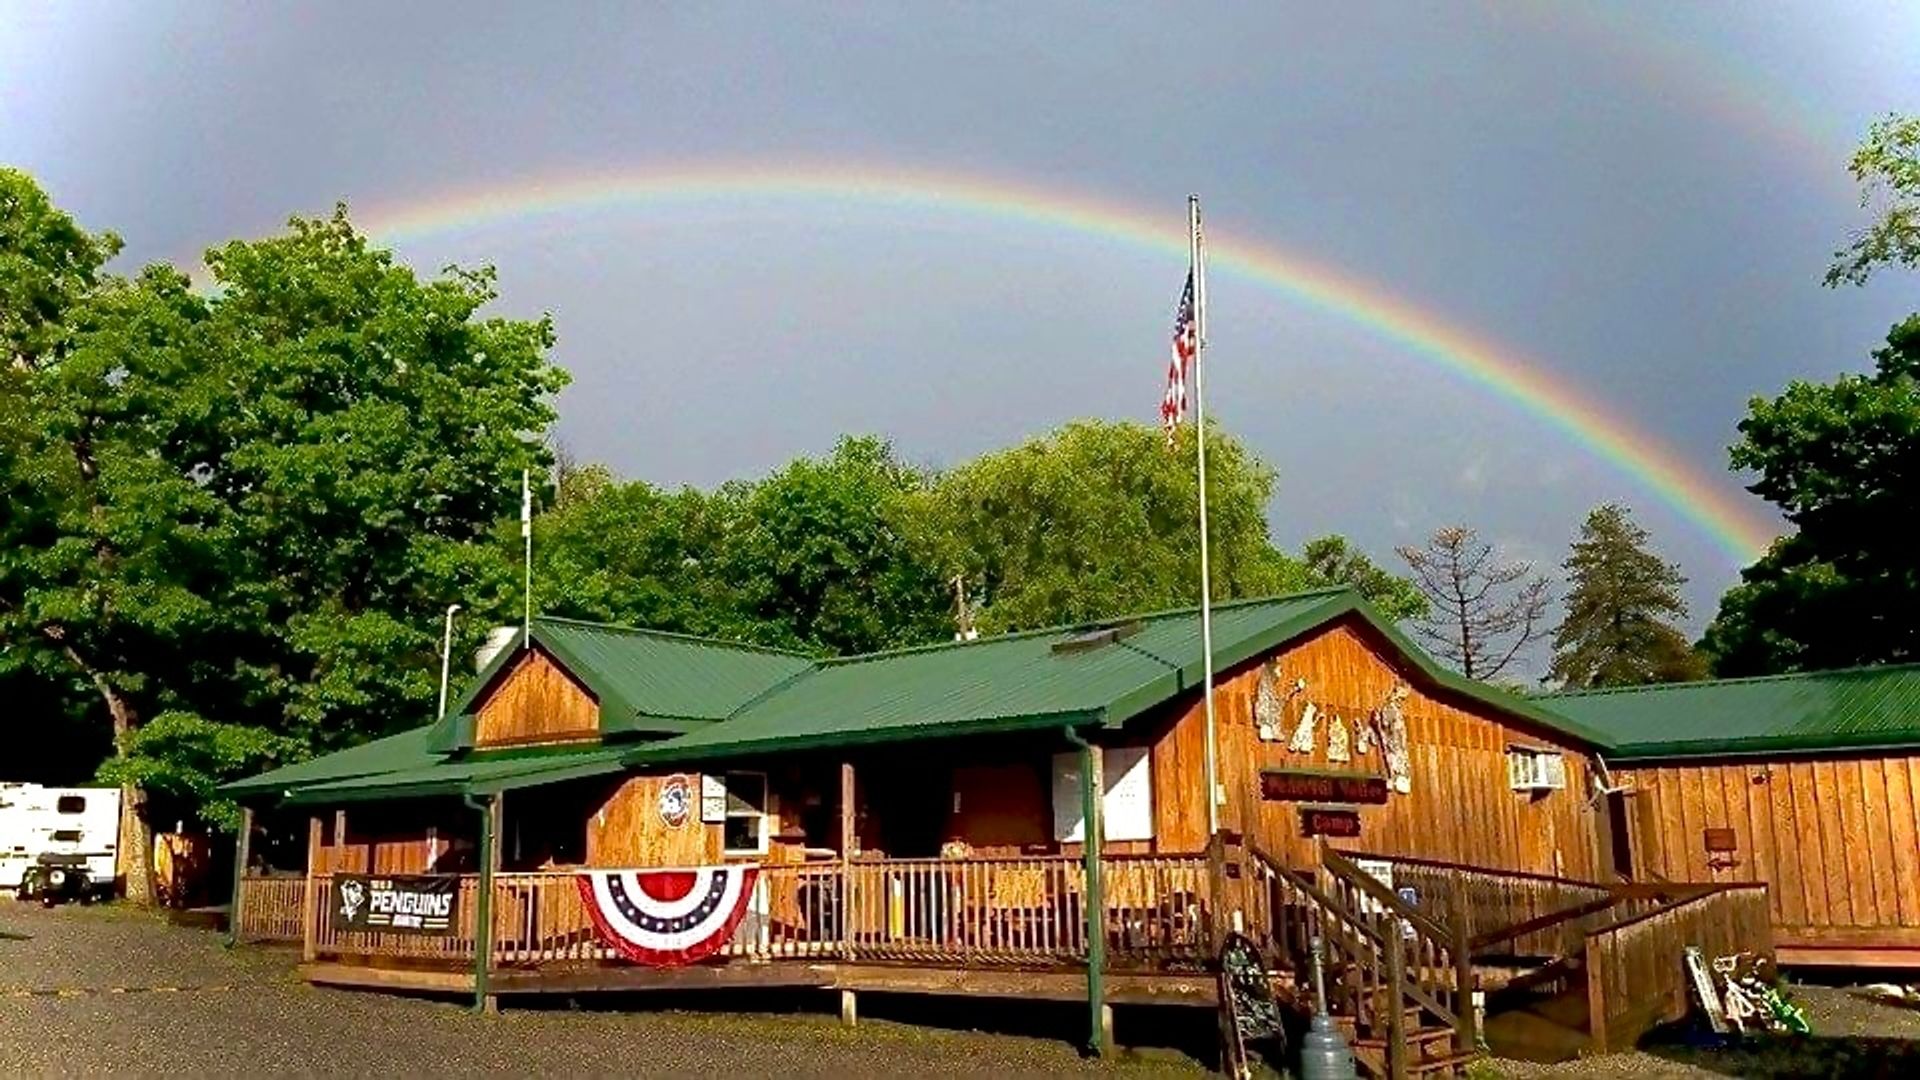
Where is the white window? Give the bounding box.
[1051,747,1154,843]
[1507,747,1567,791]
[721,772,769,855]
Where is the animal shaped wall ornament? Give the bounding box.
[1355,711,1375,756]
[1253,663,1283,741]
[1378,683,1412,793]
[1327,713,1351,763]
[1289,701,1319,754]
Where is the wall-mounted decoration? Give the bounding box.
[1253,663,1283,742]
[1327,713,1351,763]
[1703,827,1738,853]
[1300,807,1362,838]
[577,865,761,966]
[1355,710,1375,756]
[1378,684,1412,794]
[1288,702,1319,754]
[1260,768,1391,805]
[657,774,692,828]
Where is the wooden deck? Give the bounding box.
[302,958,1219,1005]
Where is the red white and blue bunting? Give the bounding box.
[576,865,760,967]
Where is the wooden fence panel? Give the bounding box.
[1584,885,1772,1053]
[236,876,307,943]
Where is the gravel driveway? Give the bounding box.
[0,904,1204,1077]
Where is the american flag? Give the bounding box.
[1160,270,1197,445]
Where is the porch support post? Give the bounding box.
[301,814,322,963]
[839,761,855,961]
[333,808,349,870]
[466,792,500,1015]
[1066,726,1105,1056]
[225,804,254,948]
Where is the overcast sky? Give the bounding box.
[4,3,1915,674]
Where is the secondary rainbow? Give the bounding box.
[355,164,1778,564]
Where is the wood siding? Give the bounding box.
[1616,752,1920,957]
[473,647,599,748]
[1169,616,1605,879]
[586,773,723,867]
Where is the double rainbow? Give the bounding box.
[354,164,1778,564]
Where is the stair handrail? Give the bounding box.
[1319,842,1453,944]
[1318,841,1474,1069]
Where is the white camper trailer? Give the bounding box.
[0,784,121,894]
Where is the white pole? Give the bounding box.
[437,603,461,720]
[1190,194,1220,837]
[521,469,533,648]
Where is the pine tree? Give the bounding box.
[1550,505,1705,688]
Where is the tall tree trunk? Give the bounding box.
[49,629,155,905]
[101,682,155,906]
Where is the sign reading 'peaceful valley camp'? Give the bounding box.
[331,874,459,933]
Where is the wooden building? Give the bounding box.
[225,587,1769,1070]
[1549,665,1920,968]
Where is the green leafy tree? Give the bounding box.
[1299,535,1429,621]
[1702,318,1920,673]
[716,437,950,654]
[1549,504,1704,688]
[1827,113,1920,286]
[97,713,301,832]
[1,174,566,892]
[529,473,735,636]
[921,420,1311,632]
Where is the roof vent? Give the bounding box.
[1051,620,1144,655]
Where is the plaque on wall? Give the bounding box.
[1260,768,1390,805]
[1299,807,1362,838]
[1702,827,1738,853]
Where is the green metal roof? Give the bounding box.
[282,743,629,805]
[432,617,815,749]
[220,725,442,799]
[233,586,1619,806]
[633,588,1609,762]
[1545,664,1920,759]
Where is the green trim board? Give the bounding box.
[1547,663,1920,760]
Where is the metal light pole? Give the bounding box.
[437,603,462,720]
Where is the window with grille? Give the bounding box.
[721,772,769,855]
[1507,747,1567,791]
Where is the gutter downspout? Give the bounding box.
[462,792,496,1013]
[1063,725,1106,1056]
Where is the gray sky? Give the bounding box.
[4,3,1915,674]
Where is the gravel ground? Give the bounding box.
[0,903,1204,1077]
[8,902,1919,1078]
[1485,983,1920,1079]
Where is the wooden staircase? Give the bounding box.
[1246,842,1478,1079]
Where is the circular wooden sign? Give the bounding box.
[657,775,692,828]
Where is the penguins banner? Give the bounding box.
[331,874,459,934]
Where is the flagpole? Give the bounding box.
[1190,194,1220,837]
[521,468,533,649]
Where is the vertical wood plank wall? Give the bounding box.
[1160,617,1604,879]
[1617,753,1920,952]
[473,647,600,748]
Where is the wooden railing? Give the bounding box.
[1250,843,1475,1077]
[304,855,1210,972]
[235,876,306,943]
[1345,852,1617,961]
[1583,884,1771,1053]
